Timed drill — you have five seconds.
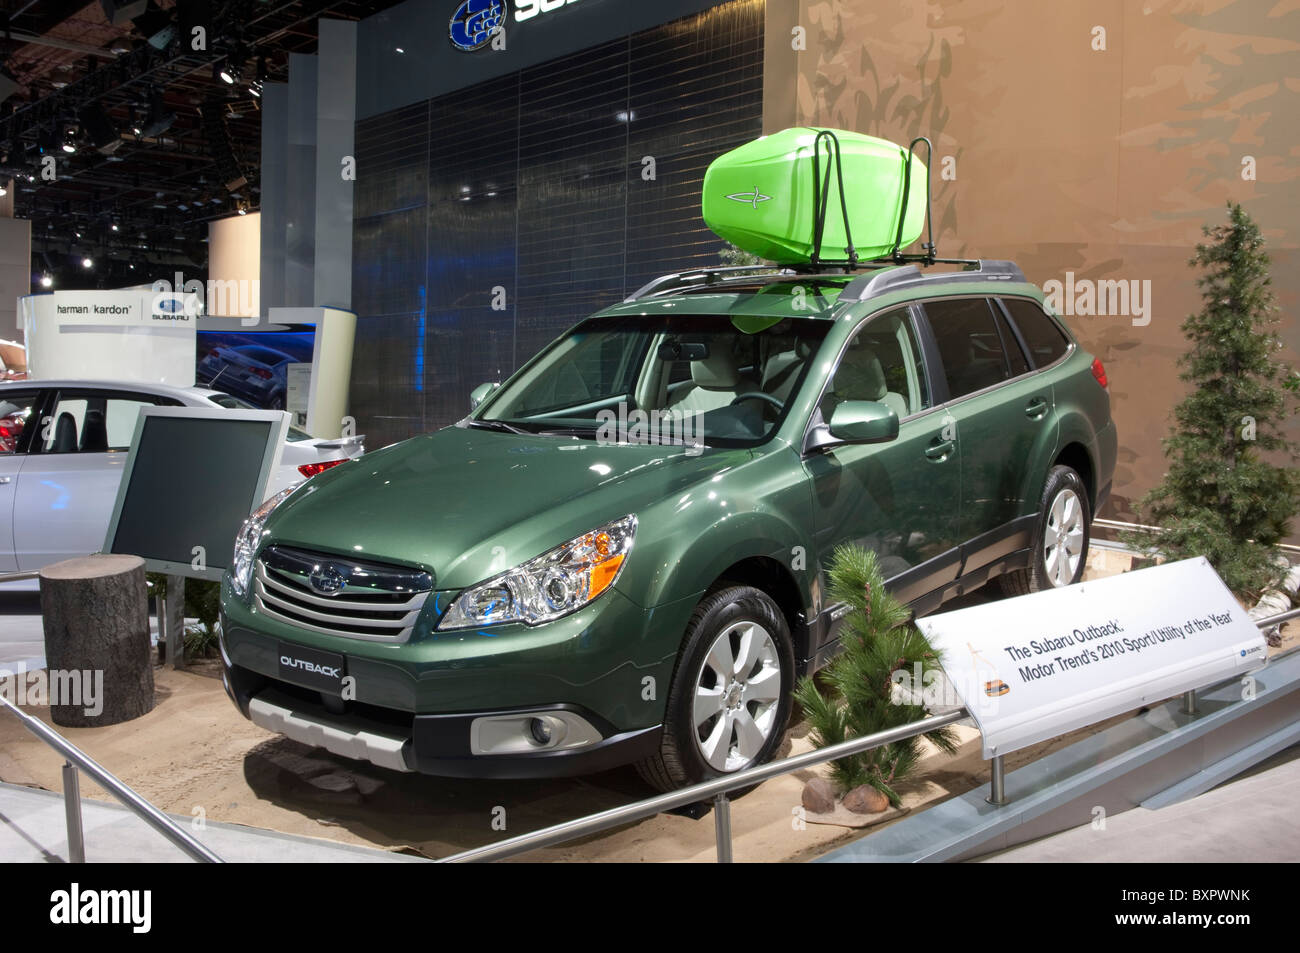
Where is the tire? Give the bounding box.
[997,465,1091,596]
[636,585,795,793]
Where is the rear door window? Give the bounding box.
[921,297,1012,399]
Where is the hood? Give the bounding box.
[263,425,750,588]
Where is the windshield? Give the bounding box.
[473,313,830,449]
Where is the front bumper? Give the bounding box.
[220,576,693,778]
[223,668,662,778]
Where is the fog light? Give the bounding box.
[469,711,600,755]
[528,717,553,746]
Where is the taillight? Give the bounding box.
[298,459,347,479]
[253,368,273,379]
[1090,357,1108,390]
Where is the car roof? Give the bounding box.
[594,261,1044,323]
[0,378,214,403]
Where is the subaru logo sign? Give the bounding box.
[308,563,348,597]
[155,296,183,313]
[449,0,508,51]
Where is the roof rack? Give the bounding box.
[623,264,880,303]
[838,259,1028,302]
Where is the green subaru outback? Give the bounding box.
[219,260,1116,790]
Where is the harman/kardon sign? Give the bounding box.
[449,0,588,51]
[917,557,1267,759]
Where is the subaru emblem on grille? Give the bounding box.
[308,563,347,596]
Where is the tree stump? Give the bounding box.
[39,555,155,727]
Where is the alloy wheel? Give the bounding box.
[1044,486,1085,587]
[692,620,783,772]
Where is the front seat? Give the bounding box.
[50,412,79,453]
[79,409,109,452]
[668,348,755,414]
[828,349,908,420]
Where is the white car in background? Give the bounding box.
[0,379,364,580]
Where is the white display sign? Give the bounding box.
[20,290,199,386]
[917,558,1267,759]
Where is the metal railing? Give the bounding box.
[440,709,969,863]
[1093,518,1300,557]
[0,695,222,863]
[439,608,1298,863]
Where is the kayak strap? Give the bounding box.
[810,129,858,269]
[891,136,936,264]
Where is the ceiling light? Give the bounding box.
[40,273,53,288]
[81,257,93,269]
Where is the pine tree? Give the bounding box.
[1134,203,1299,597]
[793,544,957,805]
[718,241,765,266]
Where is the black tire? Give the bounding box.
[636,585,795,793]
[997,465,1091,596]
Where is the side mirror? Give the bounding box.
[828,400,899,444]
[469,381,499,411]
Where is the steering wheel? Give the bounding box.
[729,391,785,412]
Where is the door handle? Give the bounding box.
[1025,397,1049,420]
[925,439,955,461]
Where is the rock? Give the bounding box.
[801,777,836,814]
[843,784,890,814]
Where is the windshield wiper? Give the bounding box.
[465,419,531,435]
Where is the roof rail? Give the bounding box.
[624,265,787,303]
[838,259,1026,302]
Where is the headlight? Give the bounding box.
[231,487,297,597]
[438,515,637,629]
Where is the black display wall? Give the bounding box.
[350,0,763,447]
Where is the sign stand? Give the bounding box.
[166,574,185,670]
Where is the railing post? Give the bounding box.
[987,754,1007,806]
[713,793,733,863]
[1182,690,1197,715]
[62,761,85,863]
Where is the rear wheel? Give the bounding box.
[997,465,1091,596]
[637,585,794,793]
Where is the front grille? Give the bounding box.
[253,546,433,643]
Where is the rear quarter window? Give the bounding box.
[1002,298,1071,368]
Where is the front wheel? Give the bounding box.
[997,465,1091,596]
[637,585,794,793]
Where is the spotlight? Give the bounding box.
[61,123,78,154]
[81,257,94,269]
[40,273,53,288]
[0,183,6,197]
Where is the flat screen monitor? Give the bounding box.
[104,407,289,581]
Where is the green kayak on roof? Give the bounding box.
[702,127,928,265]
